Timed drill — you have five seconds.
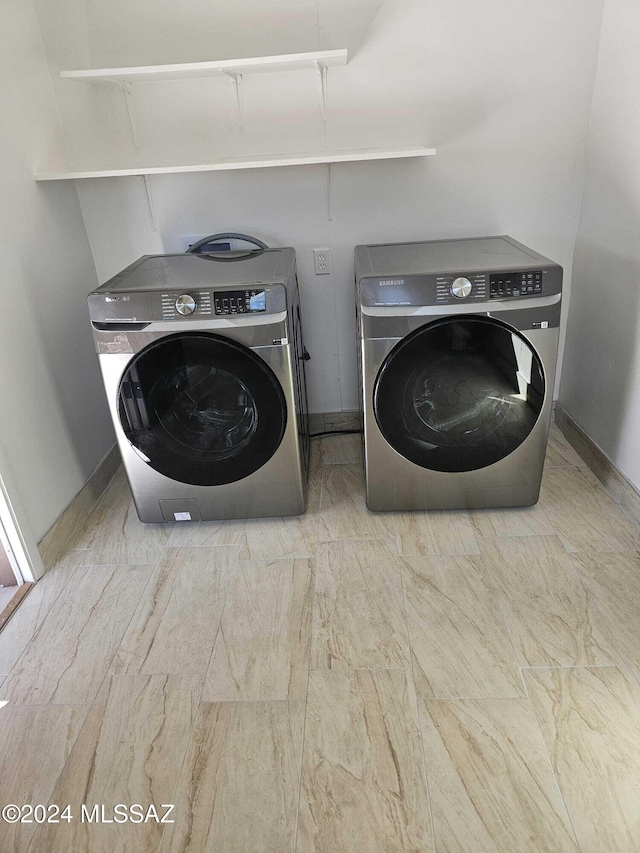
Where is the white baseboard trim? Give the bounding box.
[555,403,640,526]
[38,444,121,569]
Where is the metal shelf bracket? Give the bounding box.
[120,82,139,149]
[313,60,328,123]
[223,71,244,130]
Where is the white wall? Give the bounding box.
[560,0,640,491]
[36,0,604,412]
[0,0,115,541]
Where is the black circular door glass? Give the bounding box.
[374,317,545,472]
[118,333,287,486]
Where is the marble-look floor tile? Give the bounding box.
[540,467,640,552]
[419,697,578,852]
[311,540,409,670]
[46,465,130,565]
[203,558,313,701]
[112,547,239,678]
[80,482,170,565]
[402,555,523,698]
[0,551,82,677]
[235,463,321,560]
[0,704,87,853]
[29,674,199,853]
[166,467,321,560]
[525,665,640,853]
[1,564,153,705]
[38,455,121,568]
[161,700,305,853]
[319,434,362,465]
[396,509,480,556]
[482,536,622,667]
[471,502,555,538]
[545,424,586,468]
[319,464,396,542]
[322,411,360,431]
[297,669,434,852]
[570,551,640,667]
[166,516,247,548]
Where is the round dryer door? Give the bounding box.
[118,333,287,486]
[373,316,545,472]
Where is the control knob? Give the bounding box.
[175,294,197,315]
[451,277,473,299]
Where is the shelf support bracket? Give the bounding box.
[325,163,333,221]
[142,174,157,231]
[223,71,244,130]
[313,60,328,123]
[120,82,139,149]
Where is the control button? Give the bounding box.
[175,294,197,315]
[451,277,473,299]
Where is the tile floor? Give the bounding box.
[1,426,640,851]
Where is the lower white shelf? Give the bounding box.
[34,146,436,181]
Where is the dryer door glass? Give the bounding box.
[373,316,545,472]
[118,333,287,486]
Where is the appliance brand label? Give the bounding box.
[105,295,131,302]
[378,279,405,286]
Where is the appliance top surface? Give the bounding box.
[355,236,560,277]
[91,249,296,295]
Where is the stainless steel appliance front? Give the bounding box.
[355,236,563,511]
[88,250,309,523]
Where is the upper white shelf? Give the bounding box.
[60,49,348,84]
[34,146,436,181]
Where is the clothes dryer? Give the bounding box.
[355,236,562,511]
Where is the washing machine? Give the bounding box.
[88,249,309,523]
[355,236,562,511]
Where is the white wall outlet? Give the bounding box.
[313,248,332,275]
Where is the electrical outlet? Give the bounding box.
[314,248,332,275]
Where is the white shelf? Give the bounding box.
[60,49,348,84]
[34,146,436,181]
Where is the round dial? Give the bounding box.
[451,277,473,299]
[175,294,197,315]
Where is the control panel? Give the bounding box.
[436,273,487,303]
[490,271,543,299]
[158,288,267,320]
[161,290,212,320]
[213,289,266,315]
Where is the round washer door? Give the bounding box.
[373,316,545,473]
[118,333,287,486]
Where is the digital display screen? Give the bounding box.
[249,291,266,311]
[213,289,267,315]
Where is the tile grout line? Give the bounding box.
[521,669,583,851]
[292,553,317,852]
[293,448,325,850]
[398,555,438,853]
[154,523,242,852]
[519,663,624,671]
[479,548,534,695]
[156,673,210,853]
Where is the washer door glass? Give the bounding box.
[118,333,287,486]
[373,316,545,473]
